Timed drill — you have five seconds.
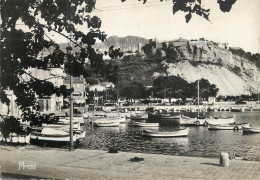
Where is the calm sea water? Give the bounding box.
[80,111,260,161]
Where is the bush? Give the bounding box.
[0,116,26,139]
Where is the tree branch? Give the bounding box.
[40,24,85,50]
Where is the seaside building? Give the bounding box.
[64,75,87,106]
[28,67,66,113]
[0,67,66,116]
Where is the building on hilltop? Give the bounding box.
[218,42,229,49]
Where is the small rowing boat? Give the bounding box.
[132,121,159,127]
[142,127,189,137]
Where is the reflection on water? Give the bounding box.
[80,111,260,161]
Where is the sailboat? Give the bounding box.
[196,80,234,126]
[180,80,206,126]
[180,80,235,126]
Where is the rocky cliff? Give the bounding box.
[161,41,259,96]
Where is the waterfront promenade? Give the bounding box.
[0,146,260,179]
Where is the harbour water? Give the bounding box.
[80,110,260,161]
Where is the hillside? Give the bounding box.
[115,38,259,96]
[57,36,259,96]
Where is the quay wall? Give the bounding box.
[118,103,260,112]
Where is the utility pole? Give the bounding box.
[197,80,200,116]
[69,65,74,151]
[67,0,74,151]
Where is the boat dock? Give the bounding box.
[0,147,260,179]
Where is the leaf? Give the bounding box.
[185,13,192,23]
[217,0,237,12]
[172,4,181,14]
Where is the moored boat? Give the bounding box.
[142,127,189,137]
[149,113,181,120]
[208,122,251,130]
[205,117,235,126]
[131,113,148,121]
[30,128,85,147]
[132,121,159,127]
[65,116,84,125]
[41,122,81,130]
[242,125,260,133]
[179,115,199,126]
[92,120,120,127]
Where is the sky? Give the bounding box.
[88,0,260,53]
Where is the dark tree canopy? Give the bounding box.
[152,76,219,101]
[121,81,148,101]
[0,0,110,127]
[192,78,219,99]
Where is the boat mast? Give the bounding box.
[197,80,200,117]
[257,76,259,103]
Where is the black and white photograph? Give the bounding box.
[0,0,260,179]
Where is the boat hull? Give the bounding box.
[30,128,85,147]
[206,117,235,125]
[208,123,250,130]
[149,114,181,120]
[93,120,120,127]
[242,126,260,133]
[142,127,189,137]
[131,114,148,121]
[132,121,159,127]
[179,116,200,125]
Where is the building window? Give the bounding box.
[38,100,44,112]
[46,99,49,111]
[0,103,3,110]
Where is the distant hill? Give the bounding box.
[93,35,148,52]
[57,35,148,53]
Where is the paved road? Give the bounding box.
[0,147,259,179]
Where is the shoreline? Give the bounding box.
[1,145,260,179]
